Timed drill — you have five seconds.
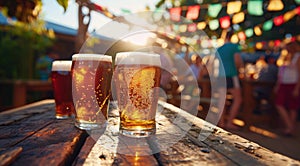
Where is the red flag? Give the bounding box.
[94,3,104,12]
[170,7,181,21]
[295,6,300,15]
[186,5,200,20]
[220,16,231,29]
[188,23,197,32]
[273,15,284,26]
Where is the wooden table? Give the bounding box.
[0,99,299,166]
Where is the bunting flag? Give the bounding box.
[295,6,300,15]
[170,7,182,21]
[179,24,187,32]
[262,20,273,31]
[197,22,206,30]
[273,15,284,26]
[219,16,231,29]
[227,1,242,15]
[94,3,105,12]
[121,8,132,14]
[245,28,254,37]
[208,3,222,18]
[188,23,197,32]
[247,0,263,16]
[232,12,245,24]
[92,3,114,18]
[254,26,262,36]
[172,24,179,32]
[267,0,284,11]
[209,19,219,30]
[238,31,246,41]
[230,34,239,43]
[186,5,200,20]
[164,1,299,44]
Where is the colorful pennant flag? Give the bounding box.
[232,12,245,24]
[220,16,231,29]
[262,20,273,31]
[248,0,264,16]
[238,31,246,41]
[179,24,187,32]
[208,3,222,18]
[209,19,219,30]
[197,22,206,30]
[245,28,254,37]
[295,6,300,15]
[254,26,262,36]
[227,1,242,15]
[188,23,197,32]
[274,15,284,26]
[170,7,181,21]
[186,5,200,20]
[284,10,296,22]
[267,0,284,11]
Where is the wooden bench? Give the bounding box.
[0,99,299,165]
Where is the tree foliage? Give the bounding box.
[0,20,54,79]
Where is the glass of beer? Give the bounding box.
[71,54,112,130]
[51,60,75,119]
[113,52,161,137]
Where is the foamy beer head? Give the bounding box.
[52,60,72,72]
[115,52,161,67]
[72,54,112,62]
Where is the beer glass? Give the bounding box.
[71,54,112,130]
[113,52,161,137]
[51,60,75,119]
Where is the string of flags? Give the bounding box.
[166,1,300,45]
[89,1,299,49]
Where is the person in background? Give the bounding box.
[253,56,278,114]
[274,42,300,136]
[36,50,59,80]
[216,36,244,130]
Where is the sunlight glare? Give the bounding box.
[122,31,156,46]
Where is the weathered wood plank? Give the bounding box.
[0,100,87,166]
[159,101,300,166]
[152,104,236,165]
[74,117,158,166]
[0,147,22,166]
[0,100,54,126]
[0,110,55,148]
[10,118,87,166]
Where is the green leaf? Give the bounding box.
[56,0,69,12]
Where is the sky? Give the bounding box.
[41,0,160,31]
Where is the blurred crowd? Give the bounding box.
[159,40,300,136]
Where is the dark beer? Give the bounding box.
[51,61,75,119]
[113,52,161,137]
[72,54,112,130]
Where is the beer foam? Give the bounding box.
[72,54,112,62]
[115,52,161,66]
[51,61,72,71]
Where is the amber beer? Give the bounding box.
[113,52,161,137]
[72,54,112,130]
[51,61,75,119]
